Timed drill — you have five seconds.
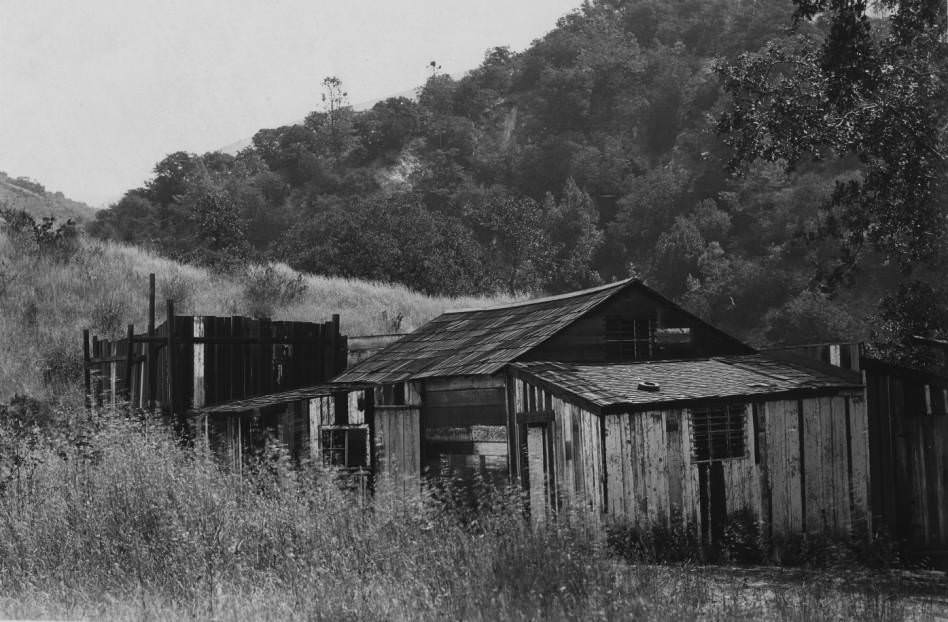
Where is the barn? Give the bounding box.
[508,357,868,540]
[330,278,870,539]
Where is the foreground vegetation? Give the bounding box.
[0,220,513,400]
[0,401,943,621]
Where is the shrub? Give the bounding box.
[158,268,195,311]
[0,208,79,263]
[241,265,307,319]
[607,517,703,564]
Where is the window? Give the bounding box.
[690,404,746,462]
[321,428,368,468]
[604,316,654,360]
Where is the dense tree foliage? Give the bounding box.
[88,0,947,355]
[718,0,948,363]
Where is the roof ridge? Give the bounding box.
[446,277,638,314]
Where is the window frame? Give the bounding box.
[689,403,748,463]
[319,425,369,469]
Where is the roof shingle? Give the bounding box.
[333,278,636,384]
[511,355,863,412]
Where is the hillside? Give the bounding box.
[0,224,514,400]
[85,0,947,366]
[0,171,97,223]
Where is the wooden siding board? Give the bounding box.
[849,395,871,532]
[643,412,668,526]
[528,426,546,523]
[802,397,824,532]
[604,414,624,519]
[666,411,684,521]
[831,396,852,532]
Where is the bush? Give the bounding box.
[607,517,703,564]
[241,265,307,319]
[0,208,79,263]
[158,268,196,311]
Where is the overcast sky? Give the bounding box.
[0,1,582,207]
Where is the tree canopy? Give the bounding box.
[88,0,948,362]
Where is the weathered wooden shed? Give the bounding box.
[331,278,755,483]
[507,357,869,541]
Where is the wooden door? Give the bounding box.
[375,405,421,479]
[527,424,556,522]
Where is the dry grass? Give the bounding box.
[0,231,514,399]
[0,406,940,622]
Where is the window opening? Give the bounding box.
[691,404,746,462]
[321,428,368,468]
[605,316,653,360]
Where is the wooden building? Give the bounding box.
[331,278,755,482]
[325,278,871,541]
[508,357,868,541]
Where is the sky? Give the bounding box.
[0,0,583,207]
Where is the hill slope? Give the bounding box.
[0,171,97,222]
[0,229,514,400]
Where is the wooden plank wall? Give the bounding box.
[865,363,948,550]
[85,314,348,421]
[512,369,870,542]
[520,286,753,364]
[512,377,604,518]
[375,404,420,481]
[603,407,761,534]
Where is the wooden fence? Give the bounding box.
[768,343,948,558]
[863,357,948,553]
[83,274,348,428]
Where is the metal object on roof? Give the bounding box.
[332,278,639,384]
[511,355,864,413]
[193,382,370,415]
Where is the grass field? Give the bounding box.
[0,228,514,399]
[2,221,947,621]
[0,406,944,622]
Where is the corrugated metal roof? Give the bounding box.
[511,355,863,412]
[193,382,369,414]
[333,278,638,384]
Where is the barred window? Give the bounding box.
[690,404,746,462]
[321,427,368,468]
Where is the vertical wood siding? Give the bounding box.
[513,368,871,542]
[375,405,420,479]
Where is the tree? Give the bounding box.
[717,0,948,362]
[544,178,604,292]
[304,76,358,167]
[718,0,947,269]
[464,189,551,294]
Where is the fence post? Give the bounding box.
[124,323,135,405]
[166,299,176,421]
[147,273,156,410]
[82,329,91,411]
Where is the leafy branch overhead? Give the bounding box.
[717,0,948,268]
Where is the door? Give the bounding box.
[527,423,556,522]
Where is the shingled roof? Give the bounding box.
[511,356,863,414]
[333,278,640,384]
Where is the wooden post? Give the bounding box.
[166,299,176,421]
[82,329,91,411]
[124,323,135,404]
[147,273,156,409]
[92,335,101,407]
